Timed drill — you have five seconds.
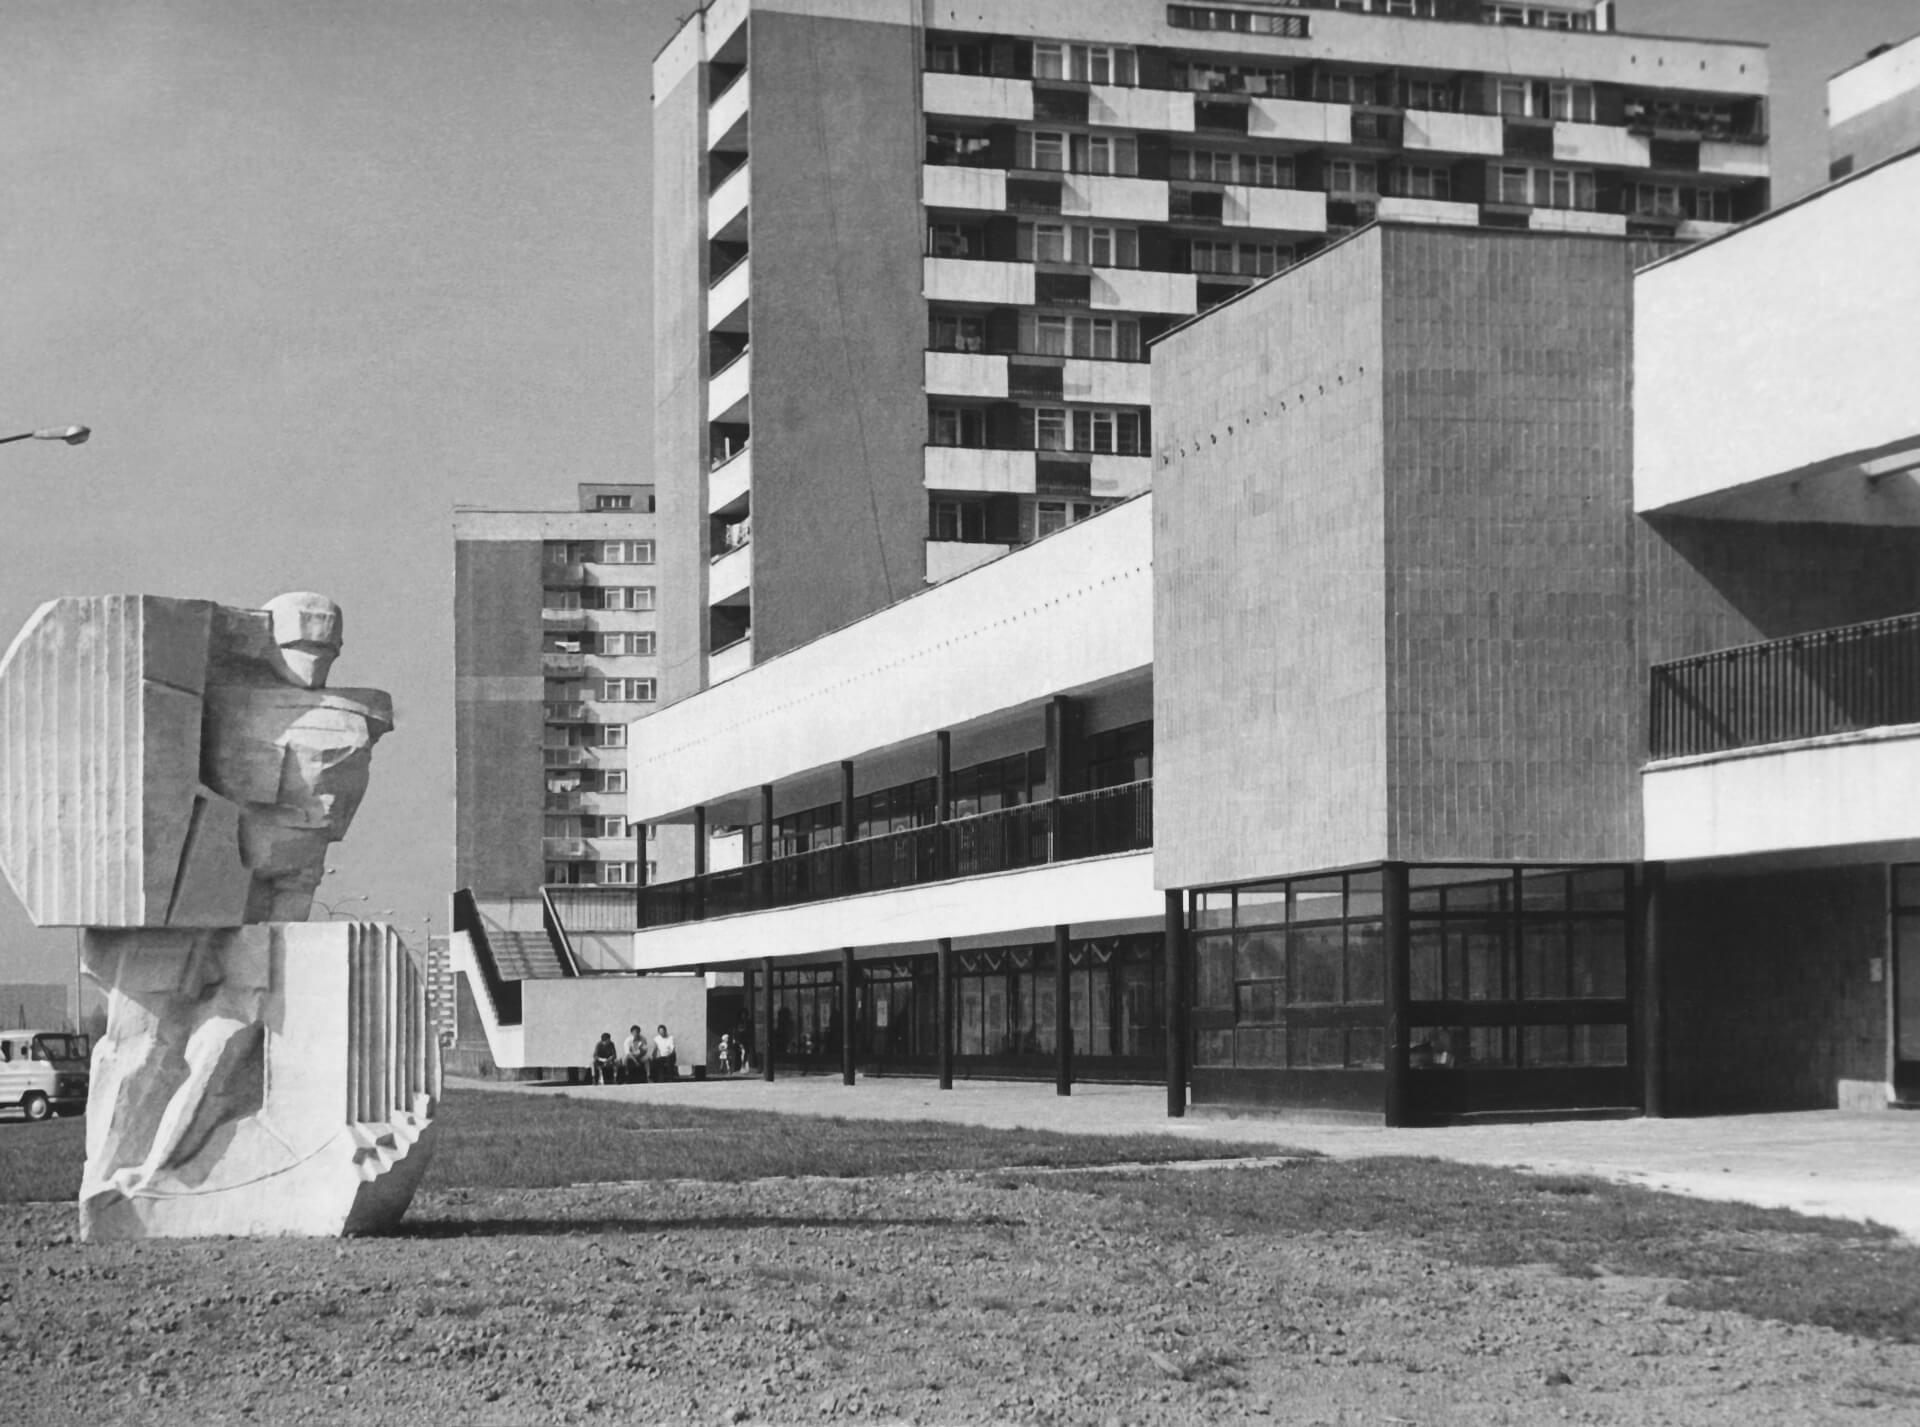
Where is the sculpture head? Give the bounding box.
[264,593,344,689]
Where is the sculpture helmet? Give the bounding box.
[264,592,344,688]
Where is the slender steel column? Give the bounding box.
[934,730,952,878]
[691,805,707,922]
[839,760,857,894]
[761,955,776,1084]
[1640,862,1668,1117]
[1054,923,1072,1097]
[1381,861,1411,1129]
[758,783,775,907]
[841,947,857,1087]
[1044,698,1067,861]
[937,937,954,1090]
[1164,889,1186,1118]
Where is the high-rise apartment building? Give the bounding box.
[454,483,685,900]
[1829,31,1920,179]
[652,0,1770,679]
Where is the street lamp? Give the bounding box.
[0,425,90,446]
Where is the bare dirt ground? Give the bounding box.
[11,1166,1920,1427]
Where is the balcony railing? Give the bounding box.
[544,702,588,722]
[637,779,1152,929]
[541,608,590,629]
[542,652,587,674]
[1650,612,1920,760]
[545,885,641,933]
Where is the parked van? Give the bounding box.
[0,1029,90,1121]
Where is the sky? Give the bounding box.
[3,0,1916,1007]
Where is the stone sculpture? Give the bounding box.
[0,592,439,1239]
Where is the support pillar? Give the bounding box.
[934,730,952,878]
[692,805,707,922]
[841,947,857,1087]
[1054,923,1072,1097]
[1382,861,1411,1128]
[757,783,775,908]
[839,760,857,895]
[1164,889,1186,1118]
[1639,862,1667,1118]
[937,937,954,1090]
[761,955,776,1084]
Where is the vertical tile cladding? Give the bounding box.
[1663,862,1888,1113]
[652,53,710,709]
[1378,228,1640,863]
[453,539,546,895]
[748,5,930,658]
[1151,230,1391,891]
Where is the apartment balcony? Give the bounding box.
[541,608,590,630]
[1059,174,1167,223]
[1553,122,1651,168]
[542,652,587,675]
[1088,86,1193,132]
[1528,207,1627,235]
[637,780,1153,931]
[923,256,1034,306]
[923,446,1037,495]
[1675,219,1738,241]
[1221,185,1327,233]
[925,538,1011,584]
[1646,613,1920,861]
[708,443,752,515]
[544,747,591,768]
[543,838,593,860]
[544,885,639,935]
[544,702,589,723]
[708,254,750,333]
[1247,97,1350,145]
[925,350,1008,399]
[1699,141,1770,178]
[1090,267,1197,316]
[708,161,749,242]
[1377,196,1481,227]
[544,790,588,812]
[708,349,751,424]
[1061,358,1150,406]
[707,68,749,152]
[1089,454,1153,500]
[923,164,1005,212]
[708,540,752,605]
[709,635,752,685]
[1401,109,1504,157]
[921,71,1032,121]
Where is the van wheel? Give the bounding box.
[21,1093,50,1122]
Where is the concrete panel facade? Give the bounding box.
[454,540,547,894]
[1379,228,1641,864]
[1830,34,1920,175]
[750,6,929,658]
[1152,230,1390,890]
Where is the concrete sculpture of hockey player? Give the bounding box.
[0,591,439,1238]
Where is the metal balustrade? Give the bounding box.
[1650,612,1920,759]
[636,778,1153,929]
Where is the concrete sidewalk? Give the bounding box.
[458,1072,1920,1241]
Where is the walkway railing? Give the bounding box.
[637,778,1153,929]
[1650,611,1920,759]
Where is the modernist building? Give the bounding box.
[651,0,1771,689]
[1829,31,1920,179]
[612,140,1920,1119]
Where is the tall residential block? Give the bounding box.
[653,0,1769,676]
[453,483,683,900]
[1829,32,1920,179]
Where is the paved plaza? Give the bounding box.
[462,1071,1920,1242]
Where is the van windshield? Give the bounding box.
[31,1034,87,1064]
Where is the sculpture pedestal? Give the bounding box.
[79,922,440,1240]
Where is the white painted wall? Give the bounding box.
[1376,196,1479,227]
[1645,729,1920,861]
[924,257,1035,306]
[1529,208,1626,235]
[707,447,752,515]
[1089,454,1152,499]
[708,257,750,330]
[627,497,1152,819]
[1830,34,1920,128]
[1635,153,1920,513]
[1223,185,1327,233]
[1091,267,1196,314]
[1089,86,1192,132]
[707,162,749,236]
[1062,359,1150,405]
[922,72,1032,121]
[923,446,1036,493]
[925,540,1010,583]
[1698,142,1769,178]
[1061,175,1168,222]
[922,164,1006,212]
[925,351,1009,399]
[1249,97,1350,145]
[1553,121,1649,168]
[707,71,750,149]
[707,352,751,422]
[708,542,752,603]
[1402,110,1503,156]
[628,852,1159,968]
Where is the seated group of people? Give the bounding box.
[590,1024,677,1084]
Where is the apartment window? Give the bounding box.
[1071,134,1138,176]
[598,631,655,656]
[930,310,987,352]
[927,220,977,258]
[544,542,573,565]
[929,406,989,447]
[601,678,656,702]
[1172,149,1290,187]
[1028,221,1068,262]
[1167,6,1310,37]
[545,816,580,838]
[1019,312,1141,360]
[600,724,627,748]
[1035,500,1097,537]
[1018,222,1138,266]
[593,494,632,511]
[599,816,629,839]
[604,770,628,794]
[1318,72,1377,106]
[600,862,637,885]
[587,586,655,611]
[1391,165,1452,199]
[1033,408,1068,451]
[1075,44,1136,85]
[1495,163,1596,209]
[1380,0,1434,14]
[543,589,582,610]
[1071,409,1144,455]
[1403,77,1455,111]
[1020,130,1067,172]
[600,540,654,564]
[1327,160,1379,194]
[926,128,996,166]
[930,498,989,542]
[1030,312,1069,355]
[1170,62,1291,97]
[1485,3,1595,29]
[1633,183,1732,222]
[1032,41,1066,79]
[1498,79,1596,121]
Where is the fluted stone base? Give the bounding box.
[79,921,440,1240]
